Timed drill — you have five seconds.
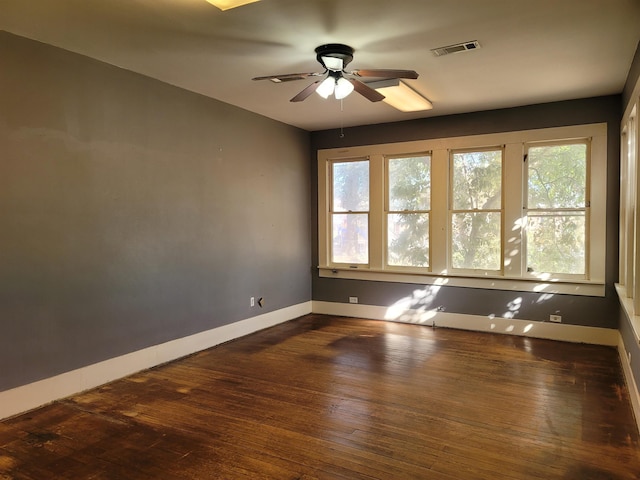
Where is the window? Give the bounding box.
[318,124,607,296]
[618,103,640,330]
[330,159,369,265]
[386,155,431,268]
[525,142,588,277]
[450,148,503,273]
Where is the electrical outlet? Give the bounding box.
[549,314,562,323]
[250,297,255,307]
[349,296,358,304]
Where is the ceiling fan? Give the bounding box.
[252,43,419,103]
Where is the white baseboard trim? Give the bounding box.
[618,334,640,434]
[312,301,619,346]
[0,301,312,421]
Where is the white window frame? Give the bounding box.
[617,94,640,342]
[318,123,607,296]
[328,157,371,266]
[384,153,432,272]
[448,146,504,276]
[523,139,591,281]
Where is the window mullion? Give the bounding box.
[369,154,385,270]
[430,149,449,274]
[504,143,524,277]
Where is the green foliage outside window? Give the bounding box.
[387,156,430,267]
[527,144,587,275]
[331,160,369,264]
[451,150,502,270]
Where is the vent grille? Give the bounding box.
[431,40,481,57]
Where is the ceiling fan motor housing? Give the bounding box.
[315,43,354,70]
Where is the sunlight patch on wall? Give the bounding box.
[384,280,448,324]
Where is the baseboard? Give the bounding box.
[0,301,312,421]
[618,334,640,433]
[312,301,619,346]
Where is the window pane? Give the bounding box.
[332,160,369,212]
[527,212,585,274]
[528,144,586,209]
[389,156,430,211]
[452,150,502,210]
[332,213,368,264]
[451,212,501,270]
[387,213,429,267]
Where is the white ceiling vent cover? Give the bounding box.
[431,40,481,57]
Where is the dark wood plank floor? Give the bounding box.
[1,314,639,479]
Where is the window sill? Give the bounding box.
[615,284,640,344]
[319,266,606,297]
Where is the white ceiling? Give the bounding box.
[1,0,639,132]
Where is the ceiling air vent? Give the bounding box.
[431,40,481,57]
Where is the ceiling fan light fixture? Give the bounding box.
[316,76,336,99]
[321,56,344,72]
[205,0,261,11]
[334,77,354,100]
[369,79,433,112]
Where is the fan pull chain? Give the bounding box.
[339,99,345,138]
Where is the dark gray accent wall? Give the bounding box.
[0,32,312,392]
[311,96,621,331]
[623,39,640,110]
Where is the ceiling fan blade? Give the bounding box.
[347,78,385,102]
[351,69,419,80]
[252,72,323,83]
[290,79,324,102]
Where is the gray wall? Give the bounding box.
[0,32,312,392]
[311,96,621,330]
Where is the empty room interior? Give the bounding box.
[2,1,640,478]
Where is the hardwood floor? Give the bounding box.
[1,314,639,479]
